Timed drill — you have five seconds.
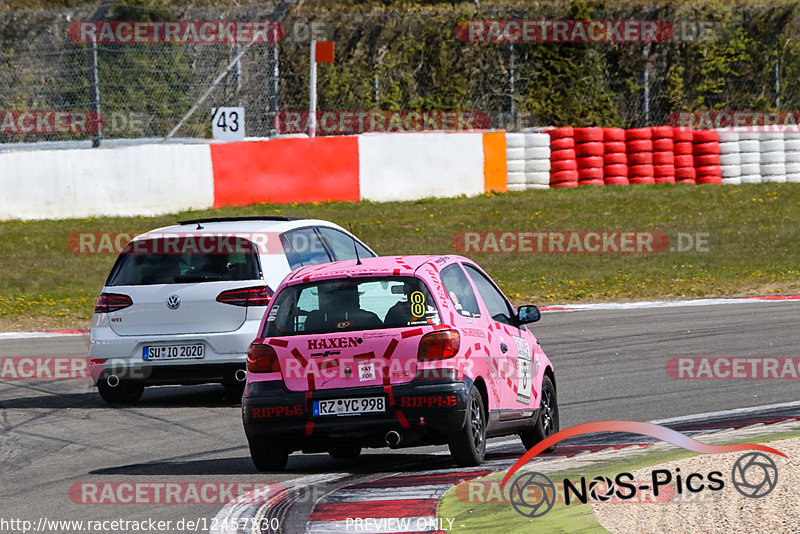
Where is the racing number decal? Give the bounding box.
[513,336,532,404]
[410,291,425,317]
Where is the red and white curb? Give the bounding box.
[0,327,89,340]
[209,473,349,534]
[539,293,800,312]
[305,470,492,534]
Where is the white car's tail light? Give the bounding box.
[216,286,272,307]
[94,293,133,313]
[246,343,280,373]
[417,330,460,361]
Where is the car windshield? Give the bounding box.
[262,276,440,336]
[105,237,261,286]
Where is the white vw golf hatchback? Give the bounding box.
[88,216,375,404]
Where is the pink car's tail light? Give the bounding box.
[94,292,133,313]
[216,286,272,307]
[247,343,280,373]
[417,330,461,361]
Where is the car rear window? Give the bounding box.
[262,276,440,336]
[105,237,261,286]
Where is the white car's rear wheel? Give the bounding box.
[97,379,144,405]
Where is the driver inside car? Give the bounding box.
[304,281,382,331]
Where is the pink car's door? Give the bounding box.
[460,263,539,414]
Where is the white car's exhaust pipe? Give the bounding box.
[234,369,247,382]
[106,375,120,388]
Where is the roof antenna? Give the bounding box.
[196,222,204,230]
[348,223,362,265]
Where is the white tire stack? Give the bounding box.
[737,130,762,184]
[784,130,800,183]
[759,129,786,183]
[505,133,527,191]
[523,131,551,189]
[716,130,741,185]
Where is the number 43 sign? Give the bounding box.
[211,107,245,141]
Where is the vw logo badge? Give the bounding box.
[166,295,181,310]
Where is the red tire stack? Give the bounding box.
[548,127,579,188]
[574,127,605,186]
[672,127,696,184]
[625,128,655,184]
[602,128,628,185]
[692,130,722,184]
[650,126,675,184]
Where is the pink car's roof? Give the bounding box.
[285,255,463,285]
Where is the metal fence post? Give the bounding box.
[89,34,102,147]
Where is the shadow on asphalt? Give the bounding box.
[88,451,460,476]
[0,384,243,409]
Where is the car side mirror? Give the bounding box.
[517,305,540,324]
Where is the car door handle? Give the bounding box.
[500,343,508,353]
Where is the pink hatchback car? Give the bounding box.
[241,255,557,471]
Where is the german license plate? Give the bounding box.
[143,344,205,361]
[313,397,385,416]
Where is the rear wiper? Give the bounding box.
[173,274,224,283]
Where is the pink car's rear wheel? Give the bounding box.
[249,440,289,472]
[447,387,486,467]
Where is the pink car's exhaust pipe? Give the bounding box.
[385,431,402,448]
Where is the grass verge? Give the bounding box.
[1,183,799,330]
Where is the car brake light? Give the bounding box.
[247,343,281,373]
[216,286,272,307]
[417,330,461,361]
[94,293,133,313]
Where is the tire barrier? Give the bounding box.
[651,126,675,184]
[671,127,696,184]
[737,130,762,184]
[785,131,800,183]
[506,124,800,189]
[691,129,722,185]
[505,131,551,191]
[625,128,655,185]
[717,130,741,185]
[505,132,527,191]
[547,127,579,188]
[524,131,552,189]
[759,130,786,183]
[602,127,628,185]
[575,127,605,186]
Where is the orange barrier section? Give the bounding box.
[482,131,507,193]
[211,137,360,207]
